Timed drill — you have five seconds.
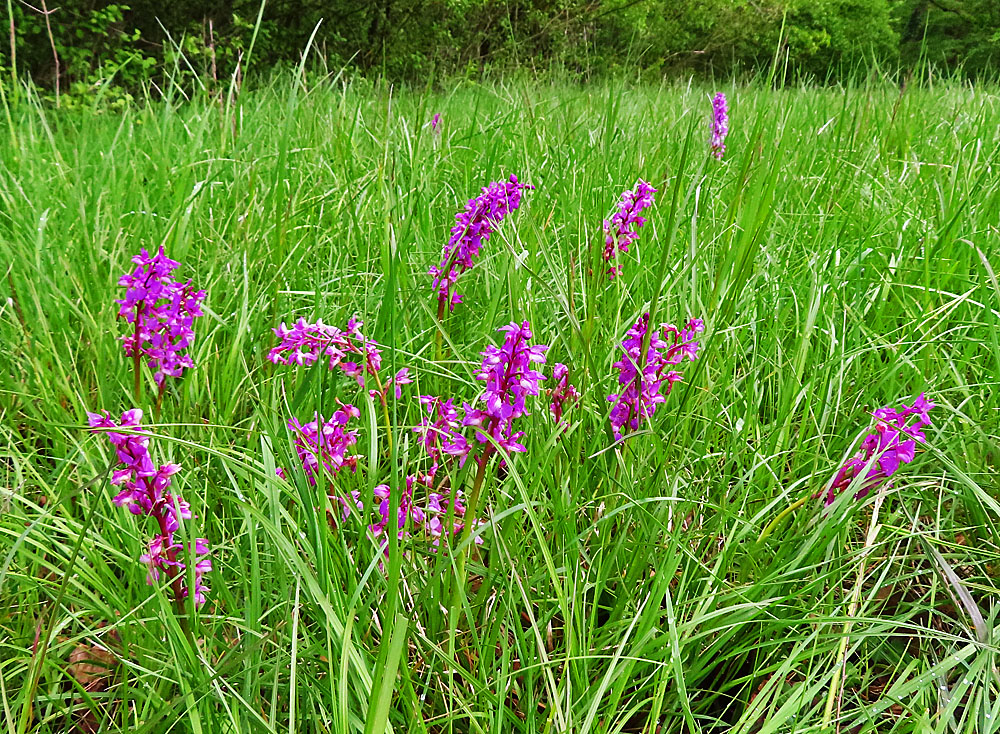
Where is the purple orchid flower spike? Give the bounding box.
[607,316,704,440]
[117,246,205,402]
[819,394,935,506]
[268,317,411,407]
[710,92,729,160]
[88,409,211,606]
[464,320,548,463]
[602,180,657,279]
[430,175,533,314]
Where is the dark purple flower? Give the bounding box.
[607,315,704,440]
[117,247,205,386]
[710,92,729,160]
[819,394,935,506]
[88,409,211,605]
[602,181,657,279]
[430,175,533,312]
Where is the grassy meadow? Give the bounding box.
[0,76,999,733]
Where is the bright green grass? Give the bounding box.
[0,75,998,733]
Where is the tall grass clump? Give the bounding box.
[0,73,998,733]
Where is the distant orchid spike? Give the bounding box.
[88,409,211,605]
[117,246,205,389]
[818,394,935,506]
[431,113,441,132]
[710,92,729,160]
[607,316,704,440]
[602,180,657,279]
[430,175,533,312]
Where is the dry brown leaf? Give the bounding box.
[68,644,116,692]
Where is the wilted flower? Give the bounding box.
[710,92,729,160]
[607,315,704,440]
[819,394,935,506]
[117,246,205,387]
[430,175,533,312]
[88,409,211,605]
[602,180,657,279]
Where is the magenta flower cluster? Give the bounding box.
[431,113,441,132]
[602,180,657,279]
[283,403,361,486]
[269,315,495,554]
[384,321,550,549]
[819,394,935,506]
[268,317,410,404]
[430,175,533,311]
[276,400,481,554]
[607,315,704,440]
[464,320,548,462]
[415,396,471,466]
[335,470,480,554]
[710,92,729,160]
[117,246,205,386]
[88,409,211,604]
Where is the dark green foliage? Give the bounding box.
[0,0,996,93]
[895,0,1000,75]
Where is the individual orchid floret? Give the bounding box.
[117,246,206,389]
[607,315,704,440]
[284,403,361,487]
[548,363,580,426]
[602,180,657,279]
[464,320,548,461]
[818,394,935,506]
[430,175,534,312]
[710,92,729,160]
[370,368,413,404]
[88,409,211,605]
